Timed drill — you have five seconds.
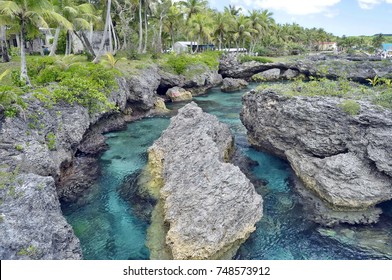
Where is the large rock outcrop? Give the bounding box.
[241,89,392,225]
[143,102,263,259]
[219,54,392,82]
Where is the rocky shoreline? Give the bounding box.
[2,53,392,259]
[0,64,222,259]
[241,89,392,226]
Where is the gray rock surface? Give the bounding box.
[219,54,392,82]
[282,69,299,80]
[252,68,281,81]
[221,78,248,92]
[145,102,263,259]
[120,65,161,110]
[166,87,193,102]
[0,173,82,259]
[241,89,392,223]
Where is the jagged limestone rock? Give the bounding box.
[144,102,263,259]
[0,173,82,259]
[241,89,392,224]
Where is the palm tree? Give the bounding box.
[212,11,233,50]
[151,0,171,53]
[50,0,97,57]
[0,0,72,85]
[0,25,9,62]
[165,3,182,49]
[189,12,212,53]
[180,0,208,23]
[224,5,241,17]
[93,0,114,62]
[233,14,252,51]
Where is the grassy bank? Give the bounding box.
[257,77,392,112]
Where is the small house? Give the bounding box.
[317,42,337,51]
[173,41,215,54]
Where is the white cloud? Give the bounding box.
[357,0,381,9]
[357,0,392,9]
[250,0,341,15]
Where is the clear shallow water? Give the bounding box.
[63,85,392,260]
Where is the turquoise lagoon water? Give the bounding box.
[62,85,392,260]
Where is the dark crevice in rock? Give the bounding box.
[157,84,170,96]
[310,148,349,159]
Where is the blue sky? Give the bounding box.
[207,0,392,36]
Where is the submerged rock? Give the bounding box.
[221,78,248,92]
[318,226,392,259]
[241,89,392,224]
[143,102,263,259]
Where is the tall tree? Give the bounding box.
[233,14,252,51]
[0,0,72,85]
[93,0,116,63]
[0,25,9,62]
[180,0,208,23]
[189,12,212,53]
[165,3,182,48]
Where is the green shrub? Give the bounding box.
[373,90,392,109]
[35,67,62,85]
[46,132,56,151]
[15,144,24,152]
[163,51,221,75]
[339,100,361,115]
[239,55,273,64]
[0,85,26,118]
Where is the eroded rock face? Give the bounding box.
[221,78,248,92]
[241,89,392,224]
[144,102,263,259]
[0,174,82,259]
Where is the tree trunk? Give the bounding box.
[74,30,96,59]
[49,27,61,56]
[110,19,118,54]
[219,31,223,50]
[170,25,175,50]
[89,22,94,43]
[158,14,163,53]
[65,30,70,55]
[108,15,113,53]
[143,5,148,53]
[20,23,31,86]
[138,0,143,53]
[93,0,112,63]
[1,26,10,62]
